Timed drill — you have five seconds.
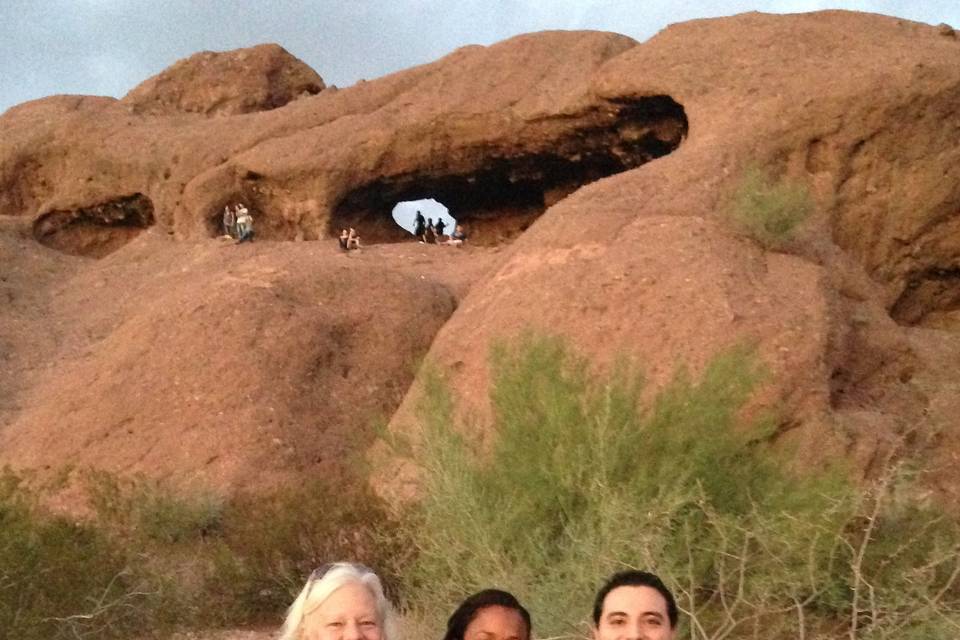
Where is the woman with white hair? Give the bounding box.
[279,562,396,640]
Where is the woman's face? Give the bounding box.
[463,605,528,640]
[302,582,382,640]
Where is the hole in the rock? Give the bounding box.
[391,199,457,241]
[890,267,960,330]
[330,95,688,245]
[33,193,155,258]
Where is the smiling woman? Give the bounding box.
[443,589,532,640]
[278,563,396,640]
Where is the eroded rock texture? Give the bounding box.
[121,43,325,116]
[1,12,960,505]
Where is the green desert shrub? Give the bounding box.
[0,469,155,640]
[0,464,402,638]
[198,478,404,627]
[398,332,960,640]
[85,470,225,545]
[727,166,814,250]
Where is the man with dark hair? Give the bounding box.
[592,570,677,640]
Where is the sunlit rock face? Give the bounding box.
[2,13,960,509]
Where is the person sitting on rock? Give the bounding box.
[446,224,467,247]
[434,217,447,241]
[347,227,361,250]
[223,205,237,239]
[339,228,349,251]
[414,211,427,243]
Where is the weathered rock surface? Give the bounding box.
[0,31,683,248]
[1,11,959,506]
[378,12,960,501]
[121,43,325,116]
[0,228,501,491]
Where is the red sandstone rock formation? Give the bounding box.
[1,12,959,505]
[121,43,325,116]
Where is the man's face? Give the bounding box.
[593,585,675,640]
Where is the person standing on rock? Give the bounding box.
[435,217,447,241]
[414,211,426,243]
[235,204,254,243]
[222,205,237,239]
[426,218,436,243]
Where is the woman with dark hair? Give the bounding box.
[443,589,532,640]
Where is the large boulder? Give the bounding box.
[378,12,960,501]
[0,234,465,492]
[121,43,325,116]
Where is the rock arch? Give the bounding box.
[329,95,688,245]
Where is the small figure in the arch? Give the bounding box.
[235,203,254,243]
[346,227,362,251]
[222,205,237,239]
[425,218,437,244]
[446,223,468,247]
[338,228,349,251]
[434,217,447,241]
[414,210,427,243]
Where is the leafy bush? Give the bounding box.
[0,469,151,640]
[726,166,814,250]
[397,332,960,640]
[0,466,402,638]
[199,478,403,627]
[85,470,224,545]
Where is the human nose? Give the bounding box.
[624,621,647,640]
[342,620,364,640]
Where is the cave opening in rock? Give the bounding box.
[890,266,960,331]
[33,193,155,258]
[391,199,457,240]
[330,94,688,245]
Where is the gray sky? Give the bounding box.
[2,0,958,114]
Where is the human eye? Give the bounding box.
[327,621,345,628]
[361,620,378,628]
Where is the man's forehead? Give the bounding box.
[603,585,668,615]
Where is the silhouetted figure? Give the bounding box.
[414,211,426,243]
[434,218,447,240]
[426,218,436,243]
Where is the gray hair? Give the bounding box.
[278,563,395,640]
